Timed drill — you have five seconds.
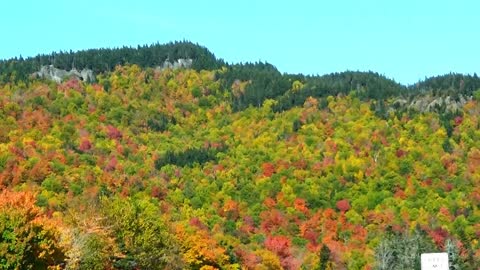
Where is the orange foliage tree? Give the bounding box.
[0,189,65,269]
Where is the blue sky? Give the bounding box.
[2,0,478,84]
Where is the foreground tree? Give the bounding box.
[0,189,65,269]
[101,195,184,270]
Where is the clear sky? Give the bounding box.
[2,0,478,84]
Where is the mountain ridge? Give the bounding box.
[1,41,478,94]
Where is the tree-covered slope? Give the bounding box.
[0,43,480,269]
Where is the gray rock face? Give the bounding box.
[393,94,472,112]
[33,65,95,83]
[160,58,193,70]
[80,69,95,82]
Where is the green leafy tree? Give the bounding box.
[0,190,65,270]
[101,196,184,270]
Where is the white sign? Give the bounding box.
[421,253,449,270]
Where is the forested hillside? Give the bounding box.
[0,42,480,269]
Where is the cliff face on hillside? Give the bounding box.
[160,58,193,69]
[393,94,472,112]
[32,65,95,83]
[32,59,192,83]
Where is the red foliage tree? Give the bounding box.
[260,209,286,233]
[28,159,50,183]
[396,149,406,158]
[106,125,122,139]
[189,217,208,231]
[262,162,275,177]
[428,227,450,249]
[265,235,291,257]
[336,199,350,212]
[151,186,166,199]
[454,116,463,126]
[235,248,259,269]
[79,138,92,152]
[239,215,255,234]
[105,156,118,171]
[264,235,299,270]
[263,197,276,208]
[292,159,307,170]
[294,198,309,215]
[58,78,82,92]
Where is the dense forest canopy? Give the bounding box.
[0,41,480,269]
[2,40,479,99]
[0,41,221,83]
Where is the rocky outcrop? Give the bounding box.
[33,65,95,83]
[393,94,472,112]
[33,58,192,83]
[159,58,193,70]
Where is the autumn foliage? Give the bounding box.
[0,189,65,269]
[0,61,479,268]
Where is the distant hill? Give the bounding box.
[1,41,479,102]
[0,41,222,83]
[410,73,480,96]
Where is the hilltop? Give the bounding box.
[2,41,479,111]
[0,41,479,269]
